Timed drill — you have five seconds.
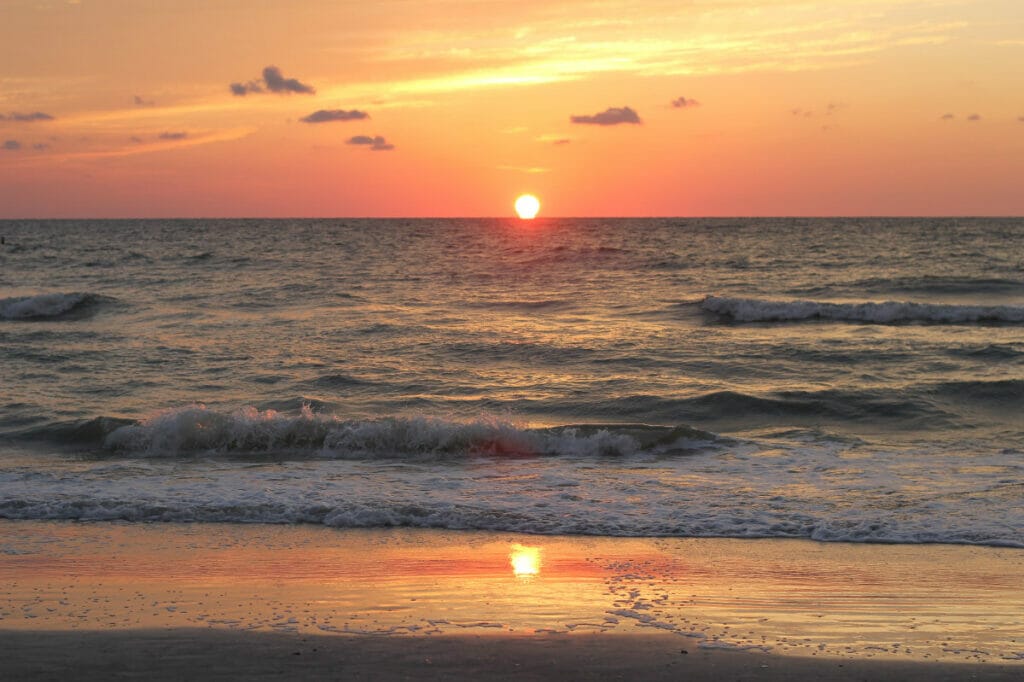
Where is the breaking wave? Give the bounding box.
[701,295,1024,325]
[0,292,110,321]
[98,405,720,458]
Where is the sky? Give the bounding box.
[1,0,1022,218]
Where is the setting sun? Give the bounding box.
[514,194,541,220]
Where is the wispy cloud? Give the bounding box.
[348,2,967,98]
[231,66,315,96]
[133,95,155,107]
[571,106,641,125]
[967,113,981,122]
[347,134,394,151]
[158,131,188,140]
[0,111,54,122]
[791,103,844,119]
[671,96,700,108]
[300,109,369,123]
[941,113,955,120]
[3,140,21,150]
[497,164,549,174]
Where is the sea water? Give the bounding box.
[1,218,1021,546]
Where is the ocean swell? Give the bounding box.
[701,295,1024,324]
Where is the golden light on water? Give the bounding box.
[509,544,542,577]
[514,194,541,219]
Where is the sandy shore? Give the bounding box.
[5,628,1024,681]
[2,521,1022,680]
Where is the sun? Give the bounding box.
[514,194,540,219]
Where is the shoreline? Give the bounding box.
[2,520,1022,679]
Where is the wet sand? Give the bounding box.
[5,628,1024,681]
[1,521,1022,680]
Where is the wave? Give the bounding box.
[929,379,1024,403]
[0,497,1017,548]
[92,405,721,458]
[701,296,1024,324]
[791,275,1024,297]
[0,292,110,321]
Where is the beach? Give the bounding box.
[2,520,1022,679]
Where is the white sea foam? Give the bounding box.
[104,405,649,458]
[701,295,1024,324]
[3,433,1020,547]
[0,292,98,320]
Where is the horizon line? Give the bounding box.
[1,215,1021,221]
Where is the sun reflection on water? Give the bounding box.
[509,543,541,578]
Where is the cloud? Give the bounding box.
[1019,116,1024,122]
[347,135,394,151]
[940,113,955,120]
[671,96,700,108]
[570,106,641,125]
[262,65,315,94]
[497,164,549,174]
[552,138,571,145]
[33,142,50,151]
[3,140,21,151]
[0,111,54,122]
[158,131,188,140]
[230,66,315,96]
[967,113,981,121]
[230,81,261,96]
[791,104,843,119]
[301,109,369,123]
[134,95,155,107]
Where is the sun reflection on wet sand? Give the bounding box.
[1,522,1022,666]
[509,544,542,578]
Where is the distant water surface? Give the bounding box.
[1,218,1021,546]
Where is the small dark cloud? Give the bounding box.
[3,140,21,151]
[671,96,700,108]
[134,95,155,107]
[301,109,369,124]
[230,81,261,96]
[0,111,54,122]
[230,65,314,96]
[158,131,188,140]
[263,65,314,94]
[571,106,641,126]
[967,113,981,121]
[32,142,49,151]
[129,135,144,144]
[1018,116,1024,122]
[941,113,955,120]
[791,108,814,117]
[552,138,571,145]
[347,135,394,151]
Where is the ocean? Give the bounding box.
[1,218,1021,547]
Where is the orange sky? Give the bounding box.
[1,0,1022,217]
